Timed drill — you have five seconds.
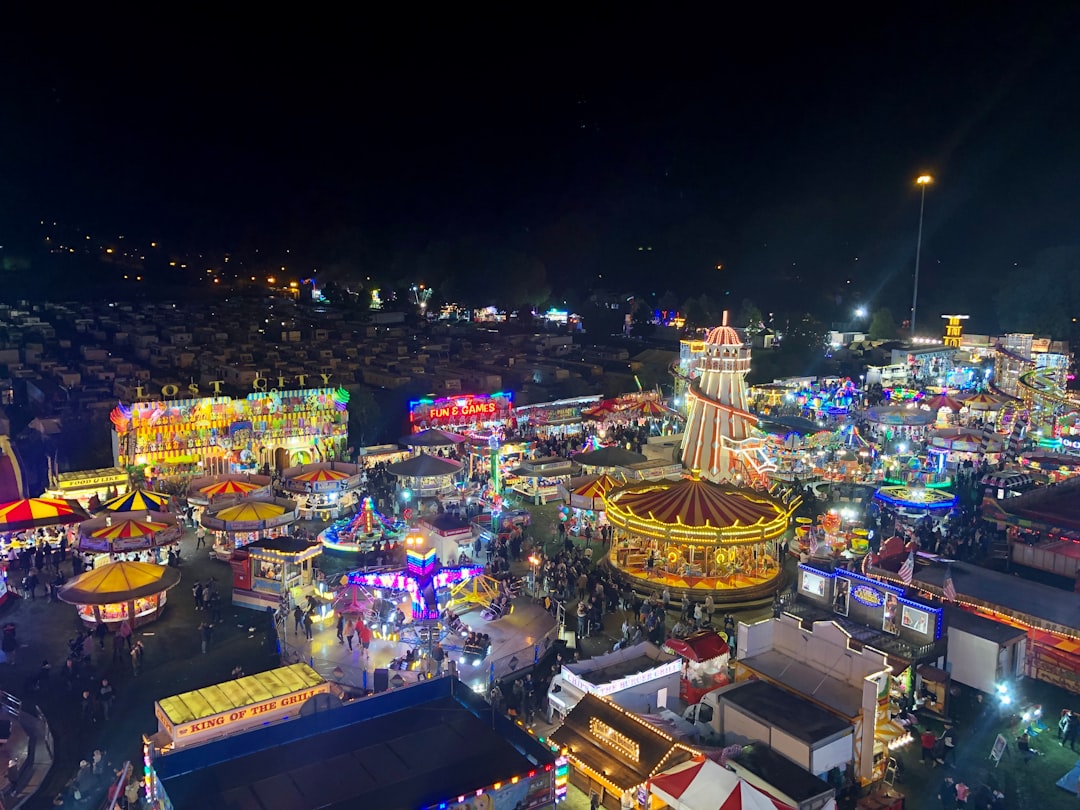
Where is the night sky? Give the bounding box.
[2,9,1078,328]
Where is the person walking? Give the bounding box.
[195,525,207,550]
[358,621,372,659]
[704,594,715,626]
[937,775,957,810]
[1064,710,1080,751]
[117,619,133,651]
[292,605,304,635]
[199,622,213,654]
[941,723,958,766]
[303,611,314,641]
[343,617,356,651]
[432,641,446,676]
[130,640,144,676]
[193,580,204,611]
[98,678,115,721]
[921,729,937,764]
[336,614,345,644]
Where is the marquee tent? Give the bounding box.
[650,758,795,810]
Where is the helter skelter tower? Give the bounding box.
[680,313,775,485]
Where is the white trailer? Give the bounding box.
[945,607,1027,695]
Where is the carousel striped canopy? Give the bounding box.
[198,479,262,497]
[289,468,351,483]
[608,476,784,530]
[90,518,168,540]
[0,498,89,531]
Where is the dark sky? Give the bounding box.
[2,9,1079,328]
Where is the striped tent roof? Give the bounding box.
[214,501,288,523]
[922,393,964,411]
[961,391,1007,410]
[289,468,351,483]
[0,498,89,531]
[90,517,169,540]
[198,479,262,497]
[99,488,170,513]
[572,473,621,499]
[608,475,784,530]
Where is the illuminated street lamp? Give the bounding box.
[910,174,933,338]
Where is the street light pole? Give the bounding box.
[910,174,933,339]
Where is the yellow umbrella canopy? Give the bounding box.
[198,479,262,498]
[58,561,181,604]
[214,501,287,523]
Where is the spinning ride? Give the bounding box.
[319,495,405,553]
[605,471,798,601]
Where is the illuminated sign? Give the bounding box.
[851,585,885,608]
[160,684,330,743]
[589,717,640,762]
[561,659,682,697]
[132,373,333,400]
[409,392,514,428]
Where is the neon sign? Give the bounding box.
[851,584,885,608]
[409,392,513,428]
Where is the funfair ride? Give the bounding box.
[679,314,775,486]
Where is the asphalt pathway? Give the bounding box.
[0,528,280,809]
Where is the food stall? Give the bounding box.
[44,467,130,509]
[663,630,731,704]
[77,511,182,567]
[200,497,298,560]
[229,536,323,611]
[149,663,329,754]
[58,560,181,628]
[280,461,363,518]
[508,456,575,505]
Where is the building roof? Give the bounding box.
[731,743,835,803]
[944,605,1027,645]
[719,680,851,745]
[551,693,694,792]
[154,678,556,810]
[737,649,863,718]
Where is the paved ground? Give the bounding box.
[0,527,281,808]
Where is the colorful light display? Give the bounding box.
[409,392,514,431]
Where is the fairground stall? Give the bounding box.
[515,395,601,438]
[186,475,272,507]
[96,487,171,514]
[229,536,323,611]
[59,560,181,628]
[1019,451,1080,484]
[200,497,298,560]
[928,427,1003,469]
[280,461,363,519]
[415,513,476,566]
[573,446,648,476]
[663,629,731,704]
[551,693,695,810]
[400,428,469,453]
[111,386,350,482]
[148,663,329,754]
[605,471,800,602]
[77,511,182,567]
[507,456,576,505]
[43,467,130,510]
[557,474,620,537]
[863,406,936,449]
[145,676,559,810]
[407,392,515,434]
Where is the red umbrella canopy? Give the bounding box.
[627,399,671,416]
[582,405,618,420]
[0,498,89,532]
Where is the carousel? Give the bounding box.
[96,488,171,514]
[200,497,298,560]
[385,453,463,499]
[872,486,957,528]
[59,560,181,628]
[77,511,182,567]
[604,471,799,602]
